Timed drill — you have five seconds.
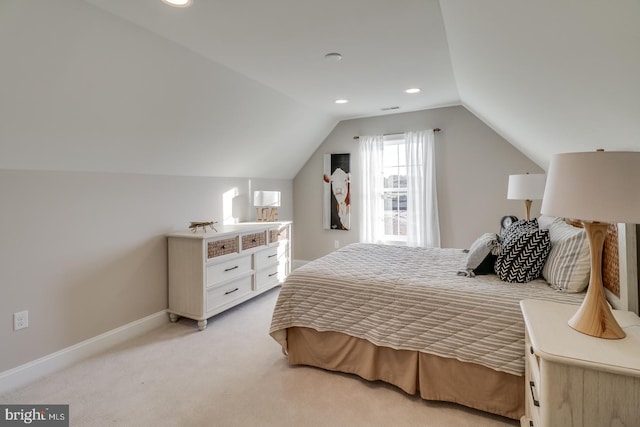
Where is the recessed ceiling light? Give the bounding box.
[335,99,348,104]
[162,0,192,7]
[324,53,343,62]
[405,88,421,94]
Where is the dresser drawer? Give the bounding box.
[206,255,251,287]
[254,243,287,270]
[269,225,289,244]
[254,262,287,291]
[242,231,267,250]
[207,236,239,259]
[206,275,252,312]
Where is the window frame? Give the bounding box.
[380,136,408,244]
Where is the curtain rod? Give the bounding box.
[352,128,441,140]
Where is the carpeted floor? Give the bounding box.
[1,288,518,426]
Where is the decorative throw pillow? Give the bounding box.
[542,218,591,292]
[499,215,519,236]
[500,219,540,248]
[495,225,551,283]
[458,233,501,277]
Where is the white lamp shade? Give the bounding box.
[253,190,281,207]
[507,174,546,200]
[541,151,640,224]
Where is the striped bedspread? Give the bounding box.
[270,243,585,376]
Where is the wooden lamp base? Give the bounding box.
[568,221,626,339]
[523,199,532,221]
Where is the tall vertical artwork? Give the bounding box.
[323,153,351,230]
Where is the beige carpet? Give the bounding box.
[1,288,518,427]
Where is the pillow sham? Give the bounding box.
[542,218,590,292]
[495,225,550,283]
[458,233,500,277]
[537,214,556,230]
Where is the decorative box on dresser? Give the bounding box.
[168,221,291,330]
[520,299,640,427]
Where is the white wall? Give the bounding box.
[0,0,304,374]
[0,170,292,372]
[293,106,544,262]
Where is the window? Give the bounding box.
[382,137,408,243]
[359,129,439,247]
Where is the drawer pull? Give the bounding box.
[268,253,278,258]
[530,420,534,427]
[224,287,239,295]
[529,381,540,407]
[530,346,534,355]
[224,265,239,272]
[268,272,278,277]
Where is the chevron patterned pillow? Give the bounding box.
[500,218,539,246]
[495,226,551,283]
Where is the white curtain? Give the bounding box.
[405,130,440,247]
[359,135,385,243]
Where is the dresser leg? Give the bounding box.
[197,319,208,331]
[168,313,178,323]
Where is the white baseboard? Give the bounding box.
[0,310,169,395]
[292,259,310,270]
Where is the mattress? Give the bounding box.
[270,243,584,376]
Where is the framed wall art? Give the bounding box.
[323,153,351,230]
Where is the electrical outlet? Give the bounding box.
[334,240,340,249]
[14,310,28,331]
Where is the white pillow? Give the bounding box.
[458,232,500,277]
[542,218,590,292]
[537,214,556,230]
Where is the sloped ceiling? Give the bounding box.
[81,0,459,119]
[440,0,640,168]
[0,0,457,179]
[2,1,638,178]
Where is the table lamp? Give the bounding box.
[541,150,640,339]
[254,190,281,222]
[507,174,546,221]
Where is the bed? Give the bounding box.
[269,219,635,420]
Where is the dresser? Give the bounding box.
[167,222,291,330]
[520,299,640,427]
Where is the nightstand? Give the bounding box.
[519,299,640,427]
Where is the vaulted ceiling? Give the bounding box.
[2,1,638,178]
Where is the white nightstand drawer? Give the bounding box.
[525,342,541,385]
[207,275,252,311]
[206,255,251,287]
[525,377,541,424]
